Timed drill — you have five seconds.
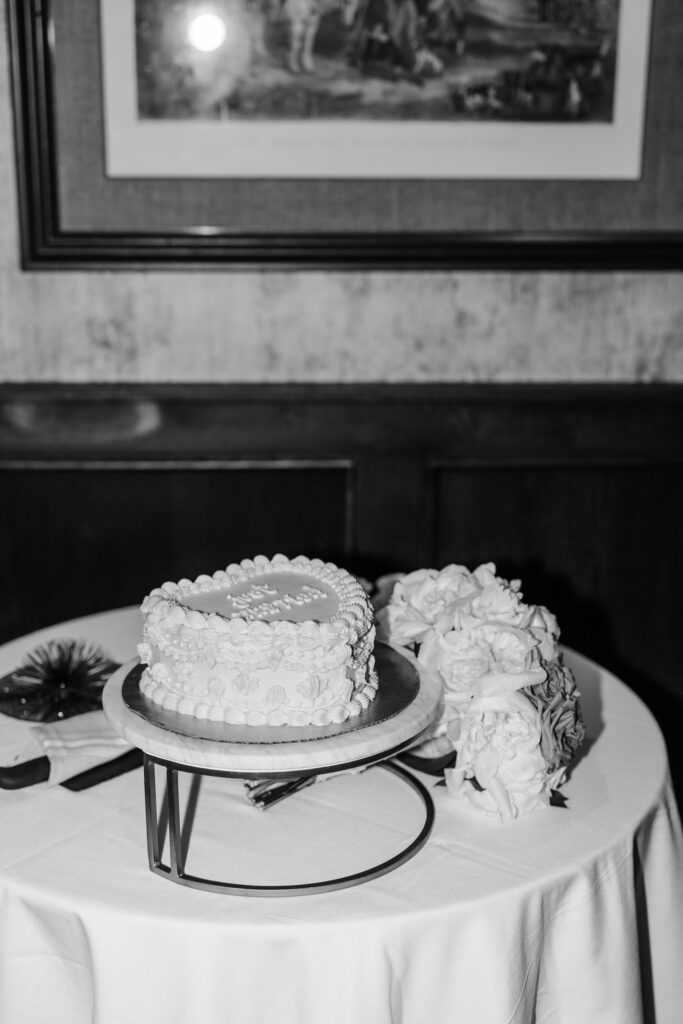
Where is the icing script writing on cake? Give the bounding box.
[227,583,328,620]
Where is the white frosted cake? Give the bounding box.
[138,554,378,727]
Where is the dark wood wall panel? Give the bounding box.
[0,464,352,643]
[431,465,683,696]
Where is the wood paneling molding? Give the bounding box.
[1,383,682,464]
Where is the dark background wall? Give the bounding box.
[1,383,681,803]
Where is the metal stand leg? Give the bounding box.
[166,765,184,879]
[143,754,167,875]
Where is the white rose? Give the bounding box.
[468,563,529,626]
[381,568,439,645]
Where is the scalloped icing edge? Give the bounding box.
[141,553,373,645]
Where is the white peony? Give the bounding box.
[466,563,528,627]
[444,690,561,822]
[380,562,545,645]
[378,568,438,645]
[380,564,487,645]
[418,622,547,708]
[375,562,583,818]
[418,627,489,704]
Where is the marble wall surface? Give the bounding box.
[1,6,682,385]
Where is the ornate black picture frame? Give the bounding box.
[7,0,683,270]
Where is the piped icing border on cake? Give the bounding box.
[138,555,379,726]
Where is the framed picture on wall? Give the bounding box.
[7,0,683,269]
[101,0,648,181]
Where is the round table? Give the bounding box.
[0,607,682,1024]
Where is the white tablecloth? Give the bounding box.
[1,608,682,1024]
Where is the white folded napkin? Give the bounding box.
[32,710,133,785]
[0,723,45,768]
[0,710,133,786]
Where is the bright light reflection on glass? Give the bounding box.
[187,13,228,52]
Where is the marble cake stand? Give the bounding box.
[102,644,443,897]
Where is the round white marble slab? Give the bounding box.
[102,645,442,777]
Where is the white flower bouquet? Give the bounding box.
[374,563,585,822]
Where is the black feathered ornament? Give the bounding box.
[0,639,120,722]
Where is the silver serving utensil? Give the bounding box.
[245,776,318,810]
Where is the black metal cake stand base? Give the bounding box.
[103,644,442,897]
[143,752,435,898]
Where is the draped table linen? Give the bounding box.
[0,607,682,1024]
